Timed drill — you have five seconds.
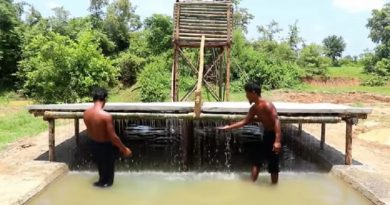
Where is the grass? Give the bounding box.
[110,85,141,102]
[0,98,48,150]
[296,83,390,95]
[327,65,369,80]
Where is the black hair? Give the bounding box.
[244,82,261,96]
[92,87,108,102]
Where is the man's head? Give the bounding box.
[244,82,261,104]
[92,87,108,105]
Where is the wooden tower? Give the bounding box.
[172,0,233,102]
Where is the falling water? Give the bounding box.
[66,119,326,172]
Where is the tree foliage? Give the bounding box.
[103,0,141,53]
[298,44,330,77]
[138,54,171,102]
[18,30,118,103]
[322,35,346,66]
[144,14,173,55]
[0,0,22,86]
[364,3,390,78]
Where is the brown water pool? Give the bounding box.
[28,172,371,205]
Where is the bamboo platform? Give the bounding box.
[27,102,372,166]
[173,1,233,47]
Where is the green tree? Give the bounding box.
[138,54,171,102]
[287,20,303,53]
[298,44,330,77]
[18,30,118,103]
[144,14,173,55]
[89,0,108,28]
[115,51,146,86]
[363,3,390,78]
[48,6,70,35]
[257,20,282,41]
[232,0,254,33]
[322,35,346,66]
[24,4,42,26]
[0,0,22,87]
[103,0,141,52]
[367,3,390,45]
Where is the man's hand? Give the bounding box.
[121,147,132,157]
[272,142,281,154]
[217,125,230,130]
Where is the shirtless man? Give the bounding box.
[219,82,282,184]
[83,88,132,187]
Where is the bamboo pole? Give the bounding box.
[298,123,302,137]
[180,19,228,24]
[43,111,342,123]
[180,23,227,28]
[204,49,225,77]
[48,119,55,162]
[345,119,353,165]
[194,35,205,118]
[225,46,231,101]
[173,45,179,101]
[178,48,198,74]
[180,11,228,15]
[75,118,80,146]
[320,123,325,150]
[177,42,229,48]
[179,29,227,34]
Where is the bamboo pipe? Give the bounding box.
[43,111,342,123]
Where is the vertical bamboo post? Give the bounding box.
[225,46,231,102]
[298,123,302,137]
[218,48,224,101]
[345,119,353,165]
[320,123,325,150]
[181,120,194,171]
[172,45,179,102]
[194,36,205,118]
[74,118,80,146]
[172,3,181,102]
[48,119,55,161]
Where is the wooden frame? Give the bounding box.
[172,1,233,102]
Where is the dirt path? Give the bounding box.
[0,121,85,168]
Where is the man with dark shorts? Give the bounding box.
[83,88,132,187]
[218,82,282,184]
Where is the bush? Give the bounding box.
[298,44,330,77]
[361,52,378,73]
[179,76,196,93]
[230,80,243,93]
[138,54,171,102]
[373,58,390,76]
[18,30,118,103]
[238,48,303,90]
[361,75,388,86]
[115,52,146,86]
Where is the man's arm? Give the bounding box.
[106,115,132,157]
[218,107,255,130]
[268,103,282,154]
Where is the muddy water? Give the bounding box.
[28,172,371,205]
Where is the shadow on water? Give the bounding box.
[36,119,361,172]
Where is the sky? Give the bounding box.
[17,0,389,56]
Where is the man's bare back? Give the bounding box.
[83,104,131,157]
[84,107,114,143]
